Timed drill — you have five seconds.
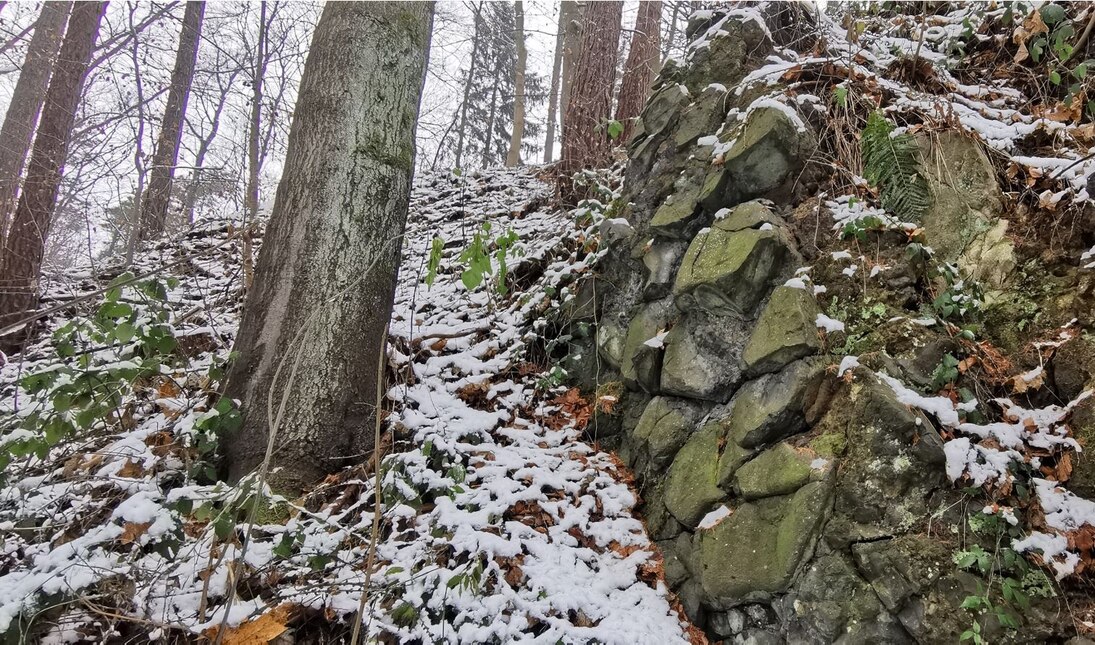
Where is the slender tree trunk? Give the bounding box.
[558,1,582,139]
[454,1,483,170]
[138,1,205,240]
[615,0,661,142]
[242,1,267,291]
[482,53,501,168]
[663,2,680,65]
[124,1,150,265]
[543,1,569,163]
[0,1,71,245]
[0,1,106,338]
[558,0,622,201]
[224,1,433,493]
[505,0,526,167]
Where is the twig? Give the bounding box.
[350,322,389,645]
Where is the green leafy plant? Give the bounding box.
[955,511,1056,641]
[931,353,961,390]
[423,222,522,298]
[861,111,930,221]
[931,262,983,321]
[0,274,196,476]
[425,236,444,286]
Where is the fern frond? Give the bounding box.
[861,111,930,222]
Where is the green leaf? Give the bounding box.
[114,322,135,343]
[834,86,848,107]
[861,111,929,222]
[213,515,234,541]
[1050,70,1062,85]
[1073,62,1088,79]
[606,119,624,140]
[1041,3,1066,26]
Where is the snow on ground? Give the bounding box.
[0,168,689,643]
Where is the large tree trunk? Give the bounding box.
[138,0,205,241]
[224,1,433,493]
[505,0,526,167]
[0,1,105,339]
[0,1,71,245]
[558,0,622,201]
[615,0,661,142]
[454,1,483,170]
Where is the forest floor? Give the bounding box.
[0,168,693,643]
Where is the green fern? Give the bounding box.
[861,111,930,222]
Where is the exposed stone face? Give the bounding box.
[681,16,772,94]
[619,299,675,392]
[915,131,1014,286]
[695,481,831,604]
[741,286,821,376]
[574,8,1066,642]
[783,551,912,643]
[660,310,749,401]
[701,106,816,208]
[664,421,727,528]
[822,369,947,545]
[673,85,730,149]
[673,228,791,316]
[627,396,711,478]
[723,358,825,448]
[641,238,689,301]
[734,442,815,500]
[713,200,785,232]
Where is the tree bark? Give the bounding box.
[0,1,105,339]
[558,0,622,201]
[454,1,483,170]
[138,0,205,240]
[0,1,71,245]
[615,0,661,143]
[505,0,525,167]
[224,1,433,493]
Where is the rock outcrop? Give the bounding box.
[576,7,1091,643]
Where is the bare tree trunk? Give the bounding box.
[138,0,205,240]
[0,1,71,245]
[124,2,150,265]
[543,1,570,163]
[224,1,433,493]
[242,1,267,291]
[663,1,680,65]
[505,0,526,167]
[558,0,622,201]
[482,54,501,168]
[0,1,106,338]
[454,1,483,170]
[615,0,661,142]
[558,1,582,139]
